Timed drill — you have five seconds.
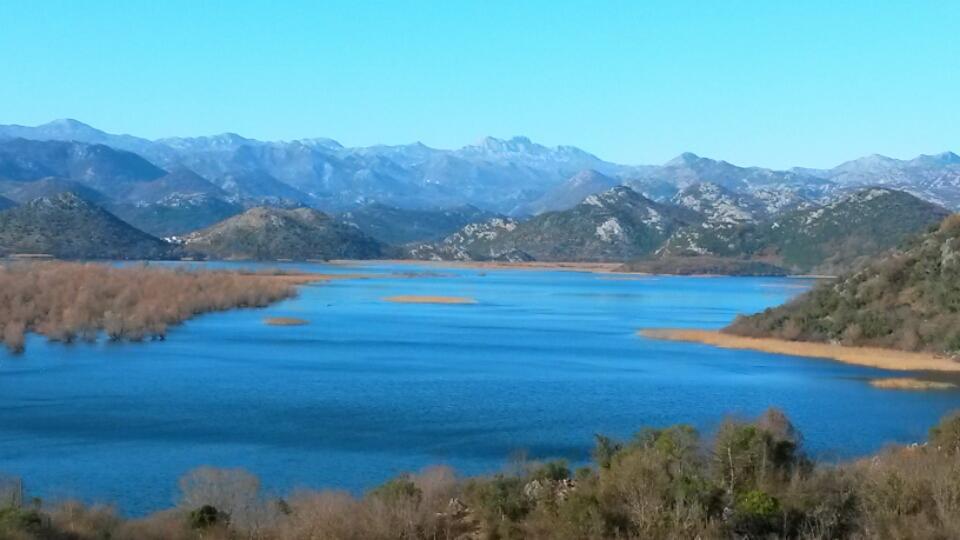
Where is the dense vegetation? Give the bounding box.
[726,214,960,355]
[4,409,960,539]
[0,262,306,353]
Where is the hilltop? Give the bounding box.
[0,193,171,259]
[183,206,388,261]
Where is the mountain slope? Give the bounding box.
[107,195,244,238]
[521,169,620,215]
[726,213,960,355]
[0,177,110,205]
[0,138,166,193]
[626,152,835,198]
[340,203,496,244]
[0,193,171,259]
[823,152,960,209]
[410,187,701,261]
[752,188,950,274]
[184,207,388,260]
[0,195,14,210]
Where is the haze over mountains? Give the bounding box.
[0,119,957,272]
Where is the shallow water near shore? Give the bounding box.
[1,262,959,515]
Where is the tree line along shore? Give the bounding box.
[3,409,960,539]
[0,262,335,353]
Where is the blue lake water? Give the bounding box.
[1,262,958,515]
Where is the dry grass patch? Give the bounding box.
[640,328,960,372]
[869,378,957,390]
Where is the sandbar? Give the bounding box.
[869,378,957,390]
[264,317,309,326]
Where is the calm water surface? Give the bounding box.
[1,262,958,514]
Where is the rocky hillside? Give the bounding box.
[406,217,529,261]
[657,183,769,258]
[410,187,946,275]
[0,138,166,192]
[726,213,960,355]
[340,203,495,244]
[183,207,388,261]
[409,187,700,261]
[0,193,172,259]
[670,182,768,226]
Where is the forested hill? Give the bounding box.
[725,214,960,355]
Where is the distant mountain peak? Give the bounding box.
[473,135,537,153]
[45,118,93,128]
[665,152,703,166]
[910,151,960,166]
[31,118,108,140]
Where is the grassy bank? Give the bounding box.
[4,410,960,539]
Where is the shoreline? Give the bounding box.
[337,259,625,273]
[640,328,960,373]
[331,259,829,278]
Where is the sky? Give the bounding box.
[0,1,957,168]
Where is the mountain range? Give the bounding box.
[2,120,959,219]
[0,119,957,271]
[410,185,949,274]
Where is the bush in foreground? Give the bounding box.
[4,409,960,539]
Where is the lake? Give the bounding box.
[1,262,958,515]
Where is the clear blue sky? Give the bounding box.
[1,0,957,168]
